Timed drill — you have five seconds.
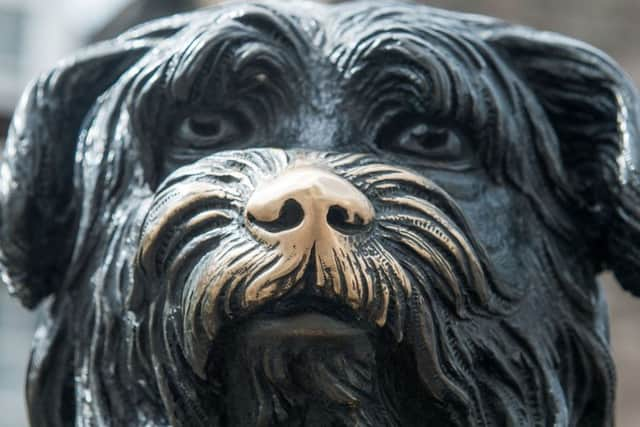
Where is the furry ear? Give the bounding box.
[0,16,191,308]
[486,27,640,296]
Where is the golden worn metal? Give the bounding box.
[245,165,376,311]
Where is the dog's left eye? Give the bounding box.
[377,116,472,165]
[176,112,246,147]
[385,122,469,161]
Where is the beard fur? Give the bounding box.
[220,323,400,427]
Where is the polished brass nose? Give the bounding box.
[245,166,374,239]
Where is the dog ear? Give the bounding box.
[0,16,191,308]
[486,27,640,296]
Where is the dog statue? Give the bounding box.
[1,1,638,426]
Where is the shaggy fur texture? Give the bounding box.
[1,1,638,426]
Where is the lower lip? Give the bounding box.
[241,313,368,342]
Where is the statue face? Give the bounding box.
[2,2,639,426]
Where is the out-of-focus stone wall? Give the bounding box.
[0,291,35,427]
[602,275,640,427]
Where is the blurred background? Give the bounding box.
[0,0,638,426]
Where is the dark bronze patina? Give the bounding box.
[1,1,639,426]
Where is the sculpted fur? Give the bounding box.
[1,1,639,426]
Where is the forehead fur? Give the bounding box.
[122,0,572,236]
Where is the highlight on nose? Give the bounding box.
[245,166,375,238]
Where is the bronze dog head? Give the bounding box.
[1,1,639,426]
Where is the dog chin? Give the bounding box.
[206,298,399,426]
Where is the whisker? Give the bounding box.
[380,207,487,303]
[161,210,234,269]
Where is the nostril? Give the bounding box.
[247,198,304,233]
[327,205,370,235]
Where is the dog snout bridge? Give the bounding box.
[245,166,375,242]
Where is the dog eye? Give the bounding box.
[376,115,473,163]
[385,123,469,161]
[176,113,245,147]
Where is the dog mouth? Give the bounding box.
[255,294,374,333]
[203,293,377,381]
[209,294,376,355]
[243,312,366,341]
[233,310,374,365]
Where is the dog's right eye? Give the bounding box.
[176,112,247,148]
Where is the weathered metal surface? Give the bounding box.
[1,1,639,426]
